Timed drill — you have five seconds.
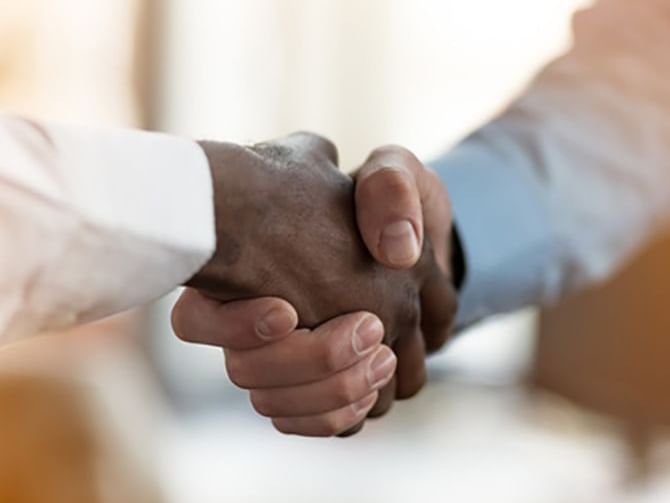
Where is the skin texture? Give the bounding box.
[173,291,394,436]
[173,135,457,436]
[354,146,457,354]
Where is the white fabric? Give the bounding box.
[0,115,215,340]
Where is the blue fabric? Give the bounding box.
[431,137,558,326]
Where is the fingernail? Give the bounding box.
[353,315,384,355]
[367,347,397,389]
[351,393,377,415]
[380,220,420,266]
[256,307,295,341]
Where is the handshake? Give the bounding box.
[171,133,460,437]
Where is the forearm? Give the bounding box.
[434,0,670,326]
[0,115,215,340]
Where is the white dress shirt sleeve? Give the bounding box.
[0,115,216,341]
[433,0,670,326]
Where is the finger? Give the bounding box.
[337,420,366,438]
[171,289,297,350]
[394,328,427,399]
[420,268,458,354]
[355,146,424,269]
[368,375,397,418]
[249,345,396,417]
[414,167,452,274]
[272,392,378,437]
[283,131,339,166]
[224,312,384,389]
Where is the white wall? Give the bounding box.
[156,0,588,167]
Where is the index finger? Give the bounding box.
[171,289,298,351]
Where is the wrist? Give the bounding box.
[185,140,238,289]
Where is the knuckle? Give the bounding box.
[370,144,409,160]
[398,374,426,400]
[298,131,329,146]
[398,149,422,170]
[321,414,349,437]
[317,342,344,376]
[170,308,191,342]
[249,392,274,417]
[171,298,196,343]
[368,392,393,418]
[363,169,415,206]
[317,137,338,162]
[425,327,450,354]
[337,421,365,437]
[333,378,360,406]
[367,403,391,419]
[271,419,294,436]
[355,175,380,204]
[293,131,338,164]
[382,169,414,194]
[371,144,422,170]
[225,355,250,389]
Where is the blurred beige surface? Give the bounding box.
[156,345,670,503]
[157,316,670,503]
[0,0,145,124]
[536,230,670,481]
[0,331,164,503]
[0,1,160,501]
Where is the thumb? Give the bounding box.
[172,289,298,350]
[354,146,424,269]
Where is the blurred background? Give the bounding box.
[4,0,670,502]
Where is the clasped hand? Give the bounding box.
[172,132,458,436]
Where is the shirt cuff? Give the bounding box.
[431,137,558,327]
[49,124,217,287]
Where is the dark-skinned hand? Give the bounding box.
[173,135,458,436]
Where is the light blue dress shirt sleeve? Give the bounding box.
[432,134,559,327]
[431,0,670,327]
